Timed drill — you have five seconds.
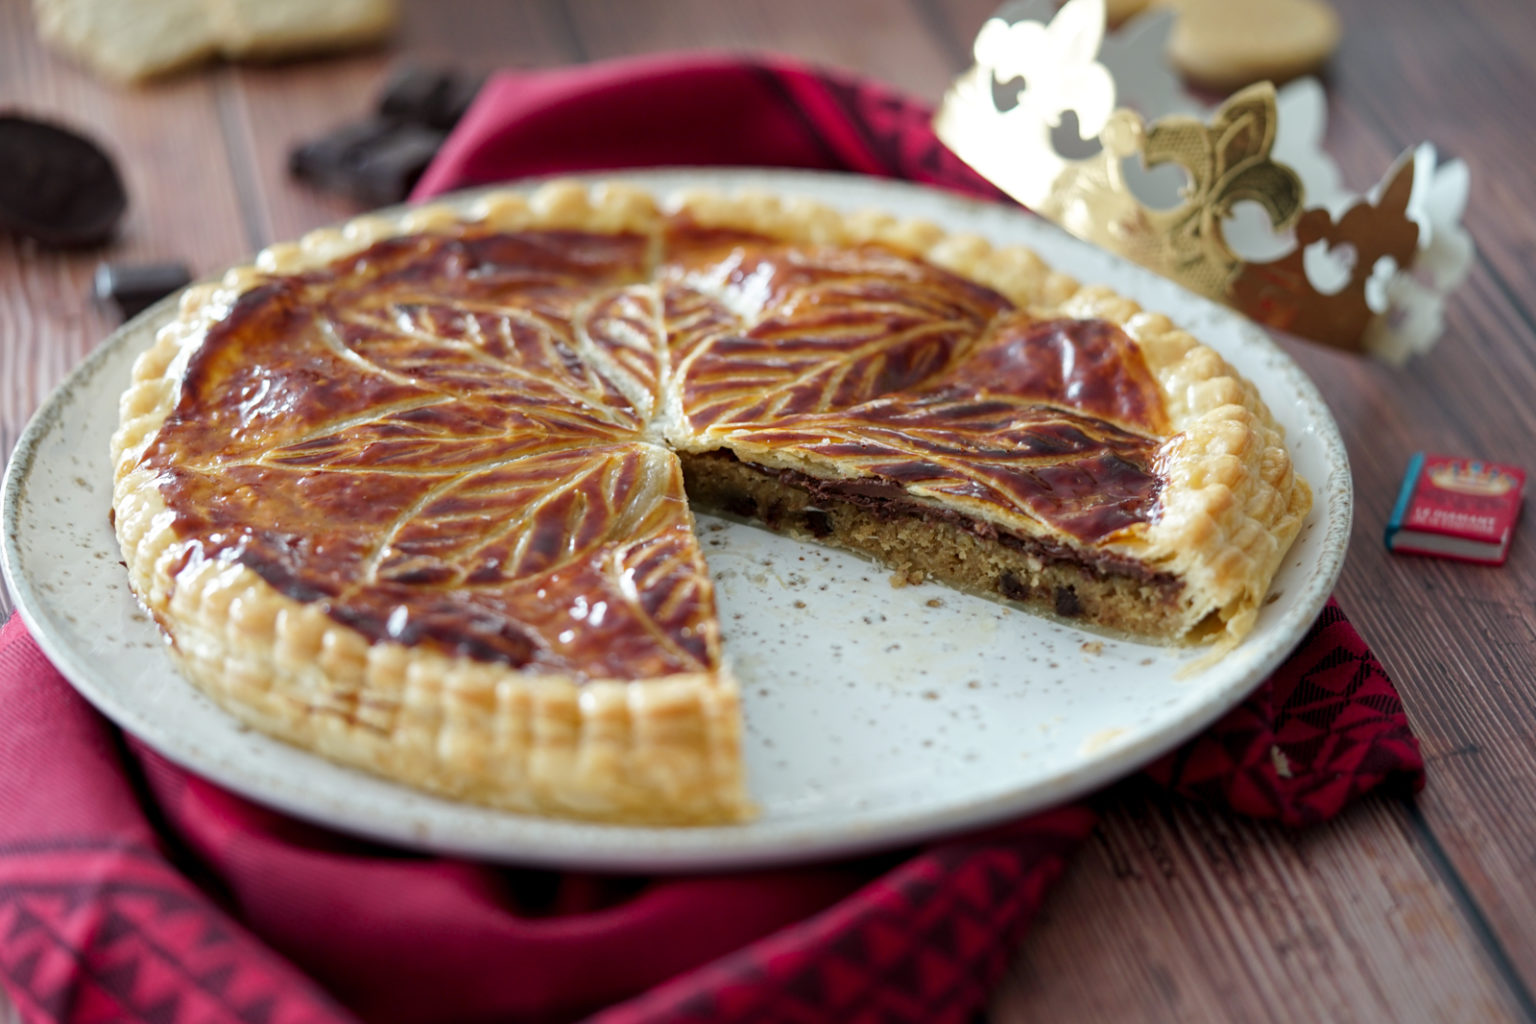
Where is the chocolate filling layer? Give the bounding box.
[701,451,1176,587]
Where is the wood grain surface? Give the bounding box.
[2,0,1534,1020]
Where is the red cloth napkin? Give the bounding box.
[411,52,1000,202]
[0,54,1423,1024]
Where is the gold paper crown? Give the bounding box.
[934,0,1473,362]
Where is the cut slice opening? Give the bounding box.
[680,449,1197,640]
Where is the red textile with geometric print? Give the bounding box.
[0,54,1424,1024]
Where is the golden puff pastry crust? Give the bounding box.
[111,180,1310,825]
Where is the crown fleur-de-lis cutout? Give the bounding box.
[1232,150,1419,350]
[1138,86,1304,295]
[937,0,1306,306]
[936,0,1117,212]
[1034,83,1305,303]
[935,0,1475,361]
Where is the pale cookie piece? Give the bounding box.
[1105,0,1152,27]
[211,0,397,59]
[1167,0,1341,91]
[34,0,220,83]
[32,0,397,83]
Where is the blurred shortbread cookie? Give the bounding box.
[1167,0,1340,90]
[34,0,396,83]
[210,0,398,59]
[34,0,220,82]
[1105,0,1152,27]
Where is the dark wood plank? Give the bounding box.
[0,0,256,619]
[992,791,1525,1023]
[565,0,962,103]
[923,0,1009,65]
[1331,0,1536,317]
[1296,0,1536,997]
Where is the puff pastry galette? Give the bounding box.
[111,181,1311,825]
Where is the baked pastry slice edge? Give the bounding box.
[109,185,751,826]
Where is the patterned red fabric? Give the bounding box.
[1144,602,1425,827]
[0,614,348,1024]
[411,52,1001,201]
[0,54,1424,1024]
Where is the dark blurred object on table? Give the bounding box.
[290,66,484,207]
[93,261,193,322]
[0,114,127,248]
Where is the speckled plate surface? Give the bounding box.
[1,169,1350,872]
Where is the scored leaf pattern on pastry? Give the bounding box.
[665,242,1011,427]
[145,230,719,678]
[717,393,1165,542]
[142,223,1172,677]
[576,285,669,421]
[662,245,1169,543]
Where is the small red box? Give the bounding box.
[1385,453,1526,565]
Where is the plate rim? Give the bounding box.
[1,167,1351,872]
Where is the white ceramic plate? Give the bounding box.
[1,169,1349,872]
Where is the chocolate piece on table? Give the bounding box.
[378,66,485,129]
[377,66,445,121]
[93,261,193,321]
[289,116,446,206]
[0,115,127,248]
[288,115,396,193]
[432,73,486,129]
[289,67,482,206]
[347,124,448,206]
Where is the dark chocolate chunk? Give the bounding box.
[999,571,1031,602]
[378,66,443,120]
[290,117,446,206]
[0,115,128,248]
[347,124,447,206]
[93,261,192,321]
[691,450,1179,586]
[432,73,485,129]
[1053,585,1083,617]
[723,492,758,519]
[289,66,483,207]
[288,116,394,193]
[379,66,485,129]
[801,508,833,538]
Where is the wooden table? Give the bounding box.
[3,0,1534,1020]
